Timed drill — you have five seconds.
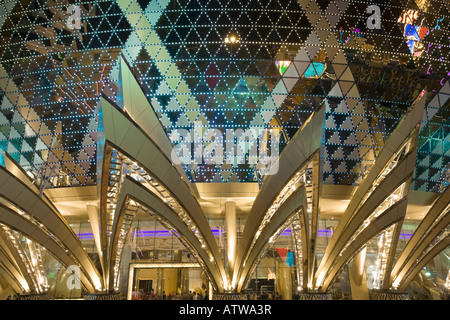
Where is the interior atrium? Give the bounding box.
[0,0,448,301]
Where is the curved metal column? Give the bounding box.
[0,227,37,292]
[315,150,416,289]
[314,92,426,291]
[236,186,307,292]
[391,186,450,291]
[0,245,28,293]
[0,264,23,294]
[397,236,450,292]
[99,97,226,291]
[118,57,193,187]
[107,175,225,292]
[0,158,103,291]
[235,106,325,291]
[0,203,96,293]
[319,198,408,291]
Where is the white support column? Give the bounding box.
[87,204,104,274]
[225,201,236,289]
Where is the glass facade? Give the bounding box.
[0,0,448,188]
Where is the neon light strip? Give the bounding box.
[76,230,413,240]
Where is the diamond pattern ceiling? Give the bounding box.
[0,0,448,192]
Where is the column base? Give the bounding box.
[297,292,332,300]
[370,290,409,300]
[85,292,122,300]
[212,292,248,300]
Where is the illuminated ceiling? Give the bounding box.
[45,183,436,221]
